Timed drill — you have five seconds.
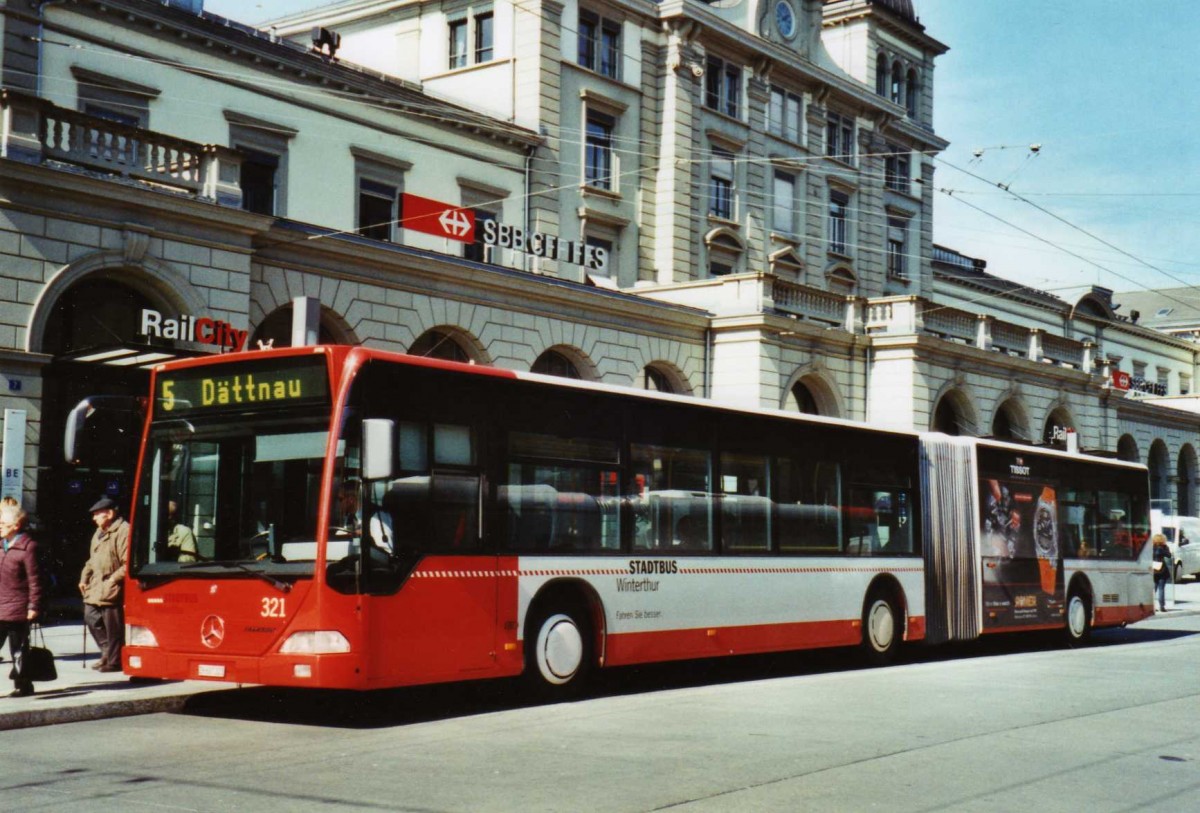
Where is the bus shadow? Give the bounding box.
[178,624,1200,729]
[178,647,868,730]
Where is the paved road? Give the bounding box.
[3,611,1199,812]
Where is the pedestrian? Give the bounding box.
[1152,532,1172,612]
[0,502,44,696]
[78,497,129,672]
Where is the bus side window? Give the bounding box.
[719,451,770,554]
[777,458,841,555]
[877,489,912,554]
[630,443,712,552]
[382,421,481,553]
[1097,491,1134,560]
[1059,492,1095,558]
[844,488,878,555]
[499,431,621,553]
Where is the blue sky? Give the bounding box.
[204,0,1200,299]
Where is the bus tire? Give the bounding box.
[861,590,901,665]
[524,604,592,700]
[1065,588,1092,647]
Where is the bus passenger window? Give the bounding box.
[1058,491,1095,558]
[720,452,770,553]
[630,443,712,552]
[1097,491,1136,560]
[500,432,621,553]
[844,488,877,555]
[398,422,428,470]
[380,421,481,553]
[843,488,912,556]
[777,458,841,554]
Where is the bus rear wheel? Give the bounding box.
[1064,590,1092,647]
[861,592,901,665]
[524,606,592,699]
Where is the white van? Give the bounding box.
[1154,514,1200,582]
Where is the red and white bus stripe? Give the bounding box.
[410,566,925,578]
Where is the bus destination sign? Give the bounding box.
[156,357,329,415]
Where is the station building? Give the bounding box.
[0,0,1197,573]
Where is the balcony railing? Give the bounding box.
[770,277,850,328]
[866,296,1095,371]
[636,273,859,331]
[1,89,242,207]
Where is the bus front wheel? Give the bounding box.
[861,592,901,665]
[524,606,592,699]
[1065,589,1092,647]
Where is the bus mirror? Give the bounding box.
[64,396,148,466]
[63,399,93,464]
[362,419,395,481]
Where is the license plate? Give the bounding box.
[197,663,226,678]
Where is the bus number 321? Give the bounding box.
[262,597,286,618]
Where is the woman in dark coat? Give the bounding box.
[0,502,44,697]
[1152,533,1172,613]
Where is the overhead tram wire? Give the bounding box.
[937,189,1200,314]
[937,156,1200,293]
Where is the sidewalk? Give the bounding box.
[0,621,226,732]
[1,580,1198,731]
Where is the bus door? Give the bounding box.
[1095,490,1150,614]
[356,420,499,684]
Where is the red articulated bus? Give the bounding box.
[97,345,1153,694]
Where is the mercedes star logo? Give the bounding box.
[200,614,226,649]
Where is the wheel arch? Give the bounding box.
[864,573,908,641]
[1067,573,1094,617]
[1065,572,1095,644]
[526,578,608,669]
[1067,571,1094,604]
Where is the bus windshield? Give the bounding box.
[133,414,334,577]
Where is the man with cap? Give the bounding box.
[78,496,129,672]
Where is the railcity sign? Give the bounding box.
[140,309,249,352]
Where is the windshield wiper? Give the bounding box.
[180,560,292,593]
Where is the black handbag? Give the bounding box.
[17,624,57,683]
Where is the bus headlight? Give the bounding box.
[279,631,351,654]
[126,625,159,648]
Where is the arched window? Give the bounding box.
[532,349,581,379]
[705,228,745,277]
[251,304,341,348]
[45,278,157,355]
[787,381,820,415]
[409,329,471,363]
[933,397,961,435]
[991,399,1028,442]
[991,409,1013,441]
[641,366,674,394]
[1148,440,1170,506]
[905,68,919,117]
[876,53,888,96]
[890,61,904,106]
[1042,408,1073,449]
[1116,434,1139,463]
[1179,445,1197,516]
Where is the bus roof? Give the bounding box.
[153,344,1146,472]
